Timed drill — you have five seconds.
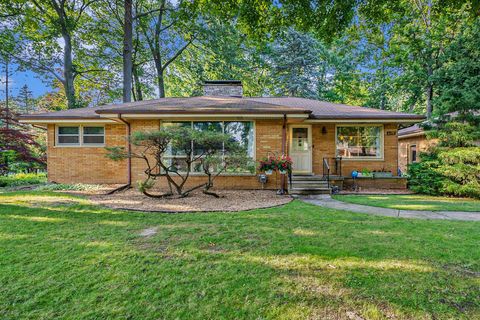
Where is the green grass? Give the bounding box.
[332,194,480,212]
[0,173,47,187]
[1,191,479,319]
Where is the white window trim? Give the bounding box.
[55,125,106,147]
[160,120,257,175]
[335,124,384,161]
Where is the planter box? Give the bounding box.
[373,172,393,178]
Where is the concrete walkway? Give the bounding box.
[300,195,480,221]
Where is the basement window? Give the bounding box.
[56,125,105,146]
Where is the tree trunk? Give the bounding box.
[132,64,143,101]
[156,65,165,98]
[63,33,76,108]
[426,84,433,119]
[123,0,133,103]
[4,58,9,129]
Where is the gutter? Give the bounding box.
[107,114,132,194]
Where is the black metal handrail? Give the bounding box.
[322,158,330,188]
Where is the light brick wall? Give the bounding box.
[47,124,128,184]
[398,134,436,173]
[46,119,403,189]
[310,123,400,177]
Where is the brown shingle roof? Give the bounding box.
[248,97,424,120]
[95,96,310,115]
[19,96,424,121]
[398,124,425,137]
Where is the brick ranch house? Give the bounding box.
[20,81,424,193]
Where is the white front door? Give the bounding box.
[289,125,312,173]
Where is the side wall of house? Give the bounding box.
[398,134,435,173]
[47,124,128,184]
[310,123,400,176]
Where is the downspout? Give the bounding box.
[280,114,287,194]
[107,114,132,194]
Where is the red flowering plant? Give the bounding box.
[277,154,293,173]
[259,155,277,173]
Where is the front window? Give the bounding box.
[336,125,382,159]
[162,121,255,174]
[56,125,105,146]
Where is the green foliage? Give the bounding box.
[0,173,47,188]
[106,126,251,197]
[434,17,480,119]
[35,183,103,192]
[427,122,480,148]
[408,147,480,199]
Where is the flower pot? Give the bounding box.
[265,169,273,175]
[373,172,393,178]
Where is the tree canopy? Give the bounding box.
[0,0,478,121]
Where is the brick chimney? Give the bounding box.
[203,80,243,97]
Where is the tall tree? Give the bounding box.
[16,85,35,114]
[0,0,100,108]
[123,0,133,102]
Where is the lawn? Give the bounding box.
[1,191,479,319]
[333,194,480,212]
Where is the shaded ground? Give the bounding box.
[89,188,292,212]
[333,194,480,212]
[0,191,479,319]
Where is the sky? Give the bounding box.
[0,64,52,100]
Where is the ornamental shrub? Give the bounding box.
[408,147,480,199]
[0,173,47,187]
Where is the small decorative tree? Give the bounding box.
[106,126,252,198]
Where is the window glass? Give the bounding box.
[57,126,80,145]
[58,135,80,144]
[83,126,105,145]
[193,121,223,155]
[292,127,309,152]
[83,127,104,135]
[410,145,417,163]
[162,122,190,156]
[224,121,254,157]
[83,136,104,144]
[59,127,79,135]
[161,121,255,174]
[336,126,382,158]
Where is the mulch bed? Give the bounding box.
[88,188,293,213]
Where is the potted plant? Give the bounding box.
[373,168,393,178]
[277,154,292,174]
[259,155,276,175]
[361,168,373,177]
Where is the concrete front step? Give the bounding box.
[290,182,329,188]
[291,175,325,180]
[290,187,332,195]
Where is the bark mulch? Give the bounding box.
[88,188,293,213]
